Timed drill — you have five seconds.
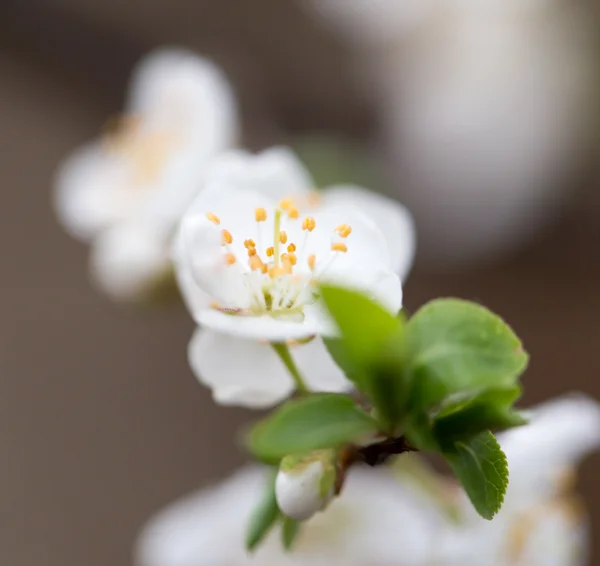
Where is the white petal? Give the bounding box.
[321,185,416,280]
[127,47,238,158]
[179,216,254,310]
[53,141,142,241]
[188,329,349,408]
[199,146,313,202]
[171,222,213,315]
[300,205,403,314]
[499,394,600,508]
[195,309,319,341]
[89,221,171,302]
[135,466,445,566]
[134,467,265,566]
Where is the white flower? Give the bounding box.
[275,452,335,521]
[444,394,600,566]
[54,47,238,301]
[135,466,446,566]
[173,147,414,408]
[134,395,600,566]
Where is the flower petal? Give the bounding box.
[179,216,254,310]
[188,329,350,408]
[195,309,319,341]
[53,142,142,241]
[89,221,172,302]
[321,185,416,280]
[200,146,314,202]
[127,48,238,157]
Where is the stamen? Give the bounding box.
[279,231,288,244]
[248,247,257,257]
[225,253,237,265]
[206,212,220,225]
[249,255,264,271]
[335,224,352,238]
[288,207,300,219]
[302,217,316,232]
[279,198,295,211]
[221,229,233,245]
[244,239,256,249]
[210,300,220,309]
[255,208,267,222]
[266,247,275,258]
[307,254,317,270]
[269,266,286,279]
[288,253,297,265]
[287,243,297,253]
[331,242,348,253]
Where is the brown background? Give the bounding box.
[0,1,599,564]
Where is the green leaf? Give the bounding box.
[406,299,528,411]
[444,431,509,520]
[246,469,280,551]
[434,387,527,445]
[321,286,409,432]
[281,517,301,551]
[320,285,401,366]
[247,394,380,461]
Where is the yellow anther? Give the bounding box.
[288,253,297,266]
[335,224,352,238]
[287,243,296,253]
[331,242,348,253]
[224,253,237,265]
[302,217,316,232]
[244,239,256,249]
[210,301,220,309]
[255,207,267,222]
[261,264,268,274]
[248,247,257,257]
[268,266,285,279]
[206,212,220,225]
[221,229,233,245]
[266,246,275,258]
[279,198,295,211]
[307,254,317,270]
[279,231,288,244]
[288,207,300,219]
[249,255,264,271]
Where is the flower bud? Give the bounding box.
[275,451,336,521]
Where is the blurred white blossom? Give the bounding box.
[310,0,598,265]
[173,147,414,408]
[54,48,238,301]
[135,394,600,566]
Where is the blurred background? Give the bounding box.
[0,0,599,564]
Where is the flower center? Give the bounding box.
[206,198,352,319]
[103,114,180,186]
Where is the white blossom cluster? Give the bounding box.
[53,48,600,566]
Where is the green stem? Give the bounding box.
[273,209,282,267]
[272,342,309,394]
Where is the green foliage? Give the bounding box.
[246,469,280,552]
[433,387,527,447]
[405,299,528,411]
[246,394,380,462]
[444,431,509,520]
[246,286,530,542]
[281,517,301,551]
